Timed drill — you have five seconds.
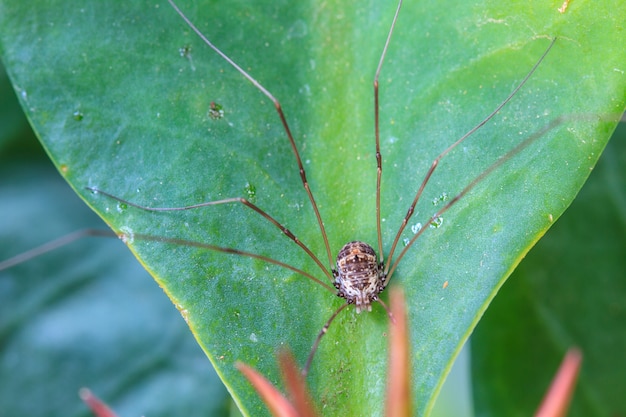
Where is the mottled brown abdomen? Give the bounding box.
[333,241,385,313]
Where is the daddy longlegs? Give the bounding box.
[0,0,566,382]
[79,0,559,377]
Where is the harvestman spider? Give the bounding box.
[86,0,560,375]
[5,0,558,377]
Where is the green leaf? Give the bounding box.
[0,1,624,416]
[472,125,626,416]
[0,67,231,416]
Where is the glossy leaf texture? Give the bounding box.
[472,125,626,416]
[0,0,624,416]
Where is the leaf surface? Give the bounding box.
[0,0,624,415]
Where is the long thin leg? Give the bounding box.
[86,187,334,283]
[0,229,115,271]
[302,302,349,376]
[301,295,397,376]
[387,112,626,279]
[374,0,404,266]
[375,296,395,323]
[167,0,334,271]
[127,232,335,293]
[0,219,335,294]
[384,37,557,277]
[386,114,567,280]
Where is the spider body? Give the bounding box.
[333,241,386,313]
